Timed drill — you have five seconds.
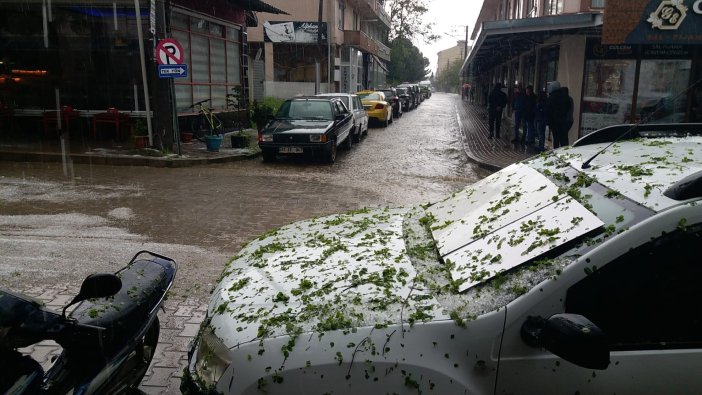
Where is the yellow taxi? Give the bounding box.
[356,90,393,127]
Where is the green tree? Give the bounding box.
[387,37,430,84]
[387,0,440,43]
[435,58,462,93]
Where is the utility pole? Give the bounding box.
[315,0,323,94]
[463,25,469,83]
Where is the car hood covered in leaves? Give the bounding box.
[263,119,333,135]
[207,207,451,349]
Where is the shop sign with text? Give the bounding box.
[603,0,702,44]
[263,21,328,43]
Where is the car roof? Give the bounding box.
[316,93,357,97]
[289,96,337,102]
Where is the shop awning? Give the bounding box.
[230,0,288,15]
[231,0,289,27]
[461,12,603,76]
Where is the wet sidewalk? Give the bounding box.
[454,96,537,171]
[0,129,261,167]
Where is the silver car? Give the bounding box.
[317,93,369,143]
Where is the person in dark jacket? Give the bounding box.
[511,84,525,143]
[523,85,537,144]
[534,90,548,152]
[546,81,574,148]
[488,83,508,139]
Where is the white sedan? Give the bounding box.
[183,124,702,394]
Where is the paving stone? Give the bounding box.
[179,322,201,338]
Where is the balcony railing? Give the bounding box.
[346,0,391,27]
[343,30,391,61]
[369,0,391,27]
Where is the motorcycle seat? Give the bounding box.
[69,256,175,347]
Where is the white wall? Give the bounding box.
[264,82,332,99]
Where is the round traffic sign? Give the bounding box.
[155,38,184,65]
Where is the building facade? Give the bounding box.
[462,0,702,143]
[246,0,391,99]
[0,0,284,152]
[436,40,467,79]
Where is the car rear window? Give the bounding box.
[358,93,382,101]
[277,100,333,120]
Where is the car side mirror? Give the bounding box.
[335,113,346,122]
[521,313,610,370]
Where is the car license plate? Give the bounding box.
[279,146,303,154]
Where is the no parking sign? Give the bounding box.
[155,38,187,78]
[155,38,184,65]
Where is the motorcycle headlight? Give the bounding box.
[194,329,232,387]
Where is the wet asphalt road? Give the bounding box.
[0,92,490,298]
[0,92,491,392]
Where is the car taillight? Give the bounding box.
[374,103,384,110]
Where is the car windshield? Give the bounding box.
[358,92,382,101]
[396,88,407,94]
[276,100,333,120]
[379,90,396,98]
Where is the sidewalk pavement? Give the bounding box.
[454,95,538,171]
[0,129,261,167]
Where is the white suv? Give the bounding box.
[183,124,702,394]
[316,93,368,143]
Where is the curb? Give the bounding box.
[0,149,261,168]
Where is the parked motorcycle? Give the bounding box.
[0,250,176,394]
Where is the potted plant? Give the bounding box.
[132,118,149,149]
[250,100,274,133]
[229,108,250,148]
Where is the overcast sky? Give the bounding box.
[417,0,484,76]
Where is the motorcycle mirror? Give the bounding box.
[62,273,122,318]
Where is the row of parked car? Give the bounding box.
[257,83,432,163]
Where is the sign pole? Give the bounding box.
[135,0,154,146]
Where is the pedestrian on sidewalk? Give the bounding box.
[546,81,574,148]
[488,83,508,139]
[523,85,537,145]
[534,89,548,152]
[511,84,525,143]
[482,83,489,107]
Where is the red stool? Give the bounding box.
[92,108,130,140]
[42,107,80,136]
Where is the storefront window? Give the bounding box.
[0,2,146,112]
[636,59,690,124]
[692,61,702,122]
[581,59,636,135]
[172,10,242,112]
[538,46,559,92]
[580,43,695,135]
[273,44,328,83]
